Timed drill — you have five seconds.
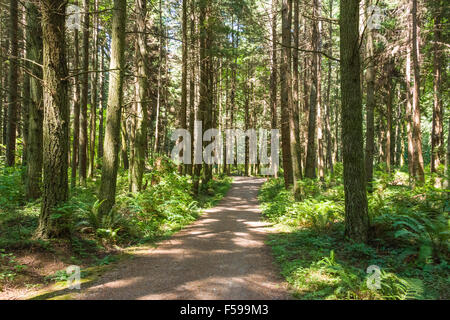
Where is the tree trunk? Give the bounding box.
[99,0,127,216]
[270,0,278,178]
[179,0,188,175]
[431,3,443,173]
[130,0,149,192]
[339,0,369,243]
[71,8,80,187]
[25,2,43,200]
[35,0,70,239]
[5,0,19,166]
[88,0,99,178]
[364,0,375,190]
[79,0,89,185]
[291,0,302,185]
[305,0,320,179]
[97,44,105,160]
[411,0,425,183]
[280,0,293,188]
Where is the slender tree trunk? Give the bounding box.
[411,0,424,183]
[305,0,320,179]
[121,116,129,170]
[5,0,19,166]
[79,0,89,185]
[431,3,443,173]
[25,2,43,199]
[97,45,105,160]
[130,0,149,192]
[280,0,294,188]
[99,0,127,216]
[406,31,415,182]
[188,0,196,176]
[365,0,375,190]
[71,6,80,187]
[88,0,99,178]
[291,0,302,184]
[385,61,393,174]
[22,8,30,167]
[270,0,278,178]
[35,0,70,239]
[339,0,369,243]
[179,0,188,175]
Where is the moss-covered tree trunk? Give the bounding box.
[35,0,69,239]
[25,2,43,200]
[339,0,369,243]
[99,0,126,216]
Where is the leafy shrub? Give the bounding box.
[0,166,24,211]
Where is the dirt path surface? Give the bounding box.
[76,177,290,300]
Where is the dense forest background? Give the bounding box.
[0,0,448,299]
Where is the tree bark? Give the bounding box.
[35,0,70,239]
[270,0,278,178]
[5,0,19,166]
[280,0,294,188]
[364,0,375,191]
[130,0,149,192]
[79,0,89,185]
[88,0,99,178]
[25,2,43,200]
[339,0,369,243]
[99,0,127,216]
[411,0,424,183]
[431,2,443,173]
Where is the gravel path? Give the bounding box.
[77,177,290,300]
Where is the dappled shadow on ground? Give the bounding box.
[41,177,290,300]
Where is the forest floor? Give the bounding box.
[28,177,291,300]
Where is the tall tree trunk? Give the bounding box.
[324,0,334,174]
[130,0,149,192]
[79,0,89,185]
[270,0,278,178]
[291,0,302,184]
[411,0,424,183]
[97,44,105,160]
[88,0,99,178]
[25,3,43,200]
[71,7,80,187]
[365,0,376,190]
[431,2,443,173]
[305,0,320,179]
[405,30,415,182]
[5,0,19,166]
[35,0,70,239]
[99,0,127,216]
[179,0,188,175]
[385,61,393,174]
[339,0,369,243]
[280,0,293,188]
[188,0,196,176]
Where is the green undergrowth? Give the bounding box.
[259,164,449,300]
[0,156,232,293]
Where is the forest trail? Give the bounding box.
[77,177,290,300]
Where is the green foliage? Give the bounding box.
[0,249,27,285]
[259,169,449,300]
[0,166,25,211]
